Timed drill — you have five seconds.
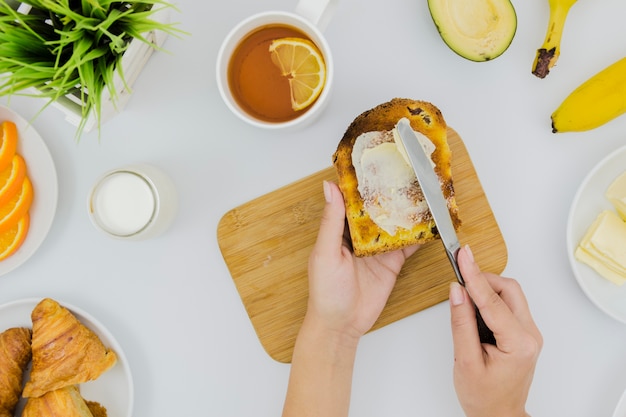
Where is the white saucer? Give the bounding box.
[613,385,626,417]
[566,145,626,324]
[0,106,58,276]
[0,298,134,417]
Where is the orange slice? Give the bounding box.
[0,154,27,207]
[0,213,29,261]
[0,176,33,233]
[0,121,18,172]
[269,37,326,111]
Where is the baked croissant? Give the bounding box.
[0,327,32,417]
[22,385,94,417]
[22,298,117,398]
[85,400,108,417]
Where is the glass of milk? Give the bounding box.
[88,164,177,240]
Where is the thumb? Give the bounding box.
[313,181,347,257]
[449,281,483,361]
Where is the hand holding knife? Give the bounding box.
[395,119,496,345]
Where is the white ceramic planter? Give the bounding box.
[15,3,170,132]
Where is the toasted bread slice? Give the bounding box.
[332,98,461,256]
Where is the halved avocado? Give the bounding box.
[428,0,517,62]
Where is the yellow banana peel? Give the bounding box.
[532,0,578,78]
[551,56,626,133]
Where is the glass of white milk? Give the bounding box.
[88,164,177,240]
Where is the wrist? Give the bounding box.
[284,312,360,417]
[299,312,361,354]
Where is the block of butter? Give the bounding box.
[607,171,626,220]
[576,210,626,285]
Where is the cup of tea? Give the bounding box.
[216,0,337,130]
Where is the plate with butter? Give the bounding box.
[567,145,626,324]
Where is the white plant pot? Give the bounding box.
[16,3,170,132]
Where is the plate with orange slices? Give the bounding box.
[0,106,57,276]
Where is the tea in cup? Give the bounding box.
[216,0,337,130]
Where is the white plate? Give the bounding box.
[0,298,134,417]
[0,106,58,276]
[613,386,626,417]
[566,145,626,324]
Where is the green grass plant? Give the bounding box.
[0,0,185,138]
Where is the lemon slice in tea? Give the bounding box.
[269,37,326,111]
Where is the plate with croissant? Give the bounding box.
[0,297,133,417]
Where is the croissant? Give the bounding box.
[0,327,32,417]
[22,385,94,417]
[85,400,108,417]
[22,298,117,398]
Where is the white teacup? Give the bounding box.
[216,0,337,131]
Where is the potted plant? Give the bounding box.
[0,0,185,138]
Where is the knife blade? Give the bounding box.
[396,118,495,345]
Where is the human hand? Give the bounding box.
[449,245,542,417]
[305,181,419,342]
[282,181,419,417]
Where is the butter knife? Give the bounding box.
[396,119,496,345]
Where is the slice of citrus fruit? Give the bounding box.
[0,213,29,261]
[0,154,27,207]
[269,37,326,111]
[0,175,33,233]
[0,121,18,172]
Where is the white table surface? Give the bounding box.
[1,0,626,416]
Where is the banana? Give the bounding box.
[532,0,578,78]
[551,57,626,133]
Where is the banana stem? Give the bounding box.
[532,1,576,78]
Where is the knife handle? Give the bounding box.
[448,245,495,344]
[475,306,496,345]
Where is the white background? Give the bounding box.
[2,0,626,415]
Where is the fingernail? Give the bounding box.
[464,244,474,263]
[449,282,465,306]
[323,180,332,203]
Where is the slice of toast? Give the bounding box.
[332,98,461,257]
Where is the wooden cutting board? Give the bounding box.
[217,128,507,363]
